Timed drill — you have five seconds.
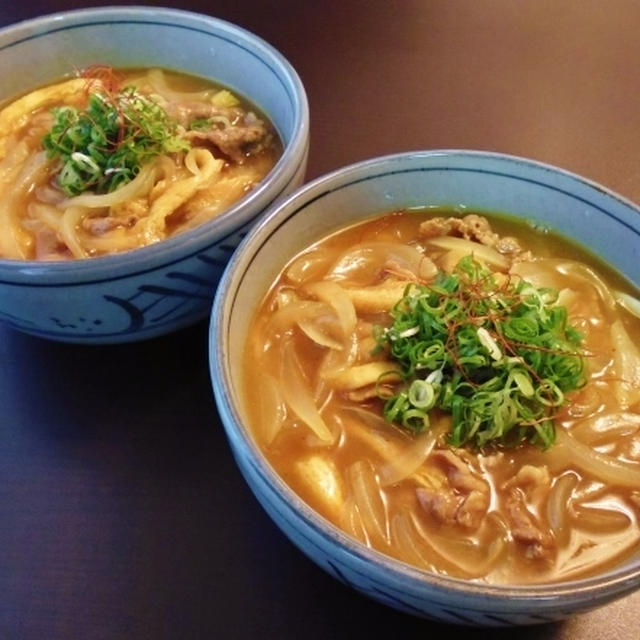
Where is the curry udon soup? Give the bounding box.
[243,210,640,585]
[0,66,282,260]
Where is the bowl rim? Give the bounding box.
[210,148,640,603]
[0,5,309,279]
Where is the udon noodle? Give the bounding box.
[243,210,640,585]
[0,67,281,260]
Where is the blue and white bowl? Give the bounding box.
[210,150,640,625]
[0,6,308,343]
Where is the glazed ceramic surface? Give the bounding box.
[210,150,640,625]
[0,6,308,343]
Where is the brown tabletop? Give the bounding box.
[1,1,639,638]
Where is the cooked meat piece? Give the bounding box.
[165,101,241,128]
[457,489,489,528]
[504,464,551,491]
[432,449,488,494]
[505,489,554,559]
[416,486,489,530]
[418,217,455,238]
[455,214,498,245]
[419,214,525,256]
[82,198,148,234]
[419,214,496,243]
[165,100,271,163]
[503,464,552,511]
[495,235,525,255]
[184,121,269,163]
[417,489,461,524]
[416,449,490,529]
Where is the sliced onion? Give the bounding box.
[339,496,369,545]
[254,373,287,445]
[304,280,357,337]
[340,406,408,467]
[297,318,344,350]
[570,412,640,445]
[378,430,437,487]
[269,300,333,333]
[614,290,640,320]
[343,405,393,432]
[390,511,435,569]
[546,472,579,538]
[280,338,335,444]
[148,68,213,103]
[408,511,507,578]
[610,320,640,409]
[571,504,631,533]
[554,528,639,581]
[328,242,435,283]
[285,248,337,285]
[556,261,617,312]
[347,460,389,543]
[317,331,359,380]
[549,429,640,488]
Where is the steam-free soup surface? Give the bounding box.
[244,210,640,584]
[0,66,281,260]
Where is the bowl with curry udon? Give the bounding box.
[0,7,308,342]
[210,150,640,625]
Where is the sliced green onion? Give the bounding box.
[375,255,585,448]
[408,380,436,410]
[43,86,190,195]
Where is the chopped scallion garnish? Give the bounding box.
[43,87,190,195]
[375,255,586,449]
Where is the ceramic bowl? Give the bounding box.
[210,150,640,625]
[0,6,308,343]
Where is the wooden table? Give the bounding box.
[1,1,639,637]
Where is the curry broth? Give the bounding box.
[243,209,640,584]
[0,66,282,260]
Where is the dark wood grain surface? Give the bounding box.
[1,2,639,638]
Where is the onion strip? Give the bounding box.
[280,339,335,444]
[304,280,357,337]
[549,429,640,488]
[614,290,640,319]
[546,472,578,545]
[408,511,508,578]
[297,319,344,350]
[378,430,437,487]
[347,460,389,543]
[255,373,287,445]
